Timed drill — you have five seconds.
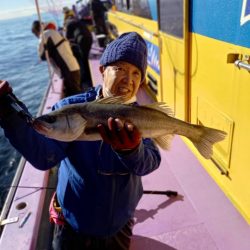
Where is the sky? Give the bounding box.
[0,0,73,20]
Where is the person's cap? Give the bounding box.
[44,22,57,30]
[64,10,75,21]
[100,32,148,80]
[63,6,70,13]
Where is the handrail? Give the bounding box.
[35,0,55,92]
[0,158,26,223]
[234,60,250,72]
[0,78,53,225]
[109,12,159,37]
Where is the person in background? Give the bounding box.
[78,1,92,21]
[62,6,76,26]
[31,20,81,97]
[64,10,93,90]
[72,4,78,19]
[0,32,161,250]
[90,0,109,47]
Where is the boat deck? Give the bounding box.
[131,137,250,250]
[88,50,250,250]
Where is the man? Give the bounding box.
[64,11,93,90]
[90,0,109,47]
[0,32,161,250]
[31,20,82,97]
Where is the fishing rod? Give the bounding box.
[143,190,178,197]
[6,94,34,123]
[1,185,55,189]
[0,81,33,124]
[2,185,178,197]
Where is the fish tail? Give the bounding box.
[190,126,227,159]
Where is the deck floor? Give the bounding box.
[88,45,250,250]
[134,89,250,250]
[131,136,250,250]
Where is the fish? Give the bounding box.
[32,96,227,159]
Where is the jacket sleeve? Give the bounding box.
[116,138,161,176]
[38,31,51,61]
[38,36,46,61]
[65,21,74,41]
[1,113,68,170]
[0,89,100,170]
[0,108,68,171]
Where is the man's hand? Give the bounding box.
[0,80,12,97]
[97,117,141,152]
[0,80,33,123]
[0,80,15,119]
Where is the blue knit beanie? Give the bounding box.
[100,32,147,80]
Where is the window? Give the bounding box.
[115,0,156,20]
[159,0,183,38]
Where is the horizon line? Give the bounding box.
[0,1,73,21]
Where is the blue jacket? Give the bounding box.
[0,86,161,237]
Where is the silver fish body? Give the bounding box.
[33,97,227,159]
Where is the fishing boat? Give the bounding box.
[1,1,250,250]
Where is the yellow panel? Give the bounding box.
[108,11,158,34]
[159,32,186,120]
[189,33,250,224]
[197,98,234,172]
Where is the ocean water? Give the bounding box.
[0,13,60,211]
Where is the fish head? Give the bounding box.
[33,111,87,141]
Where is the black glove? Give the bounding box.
[97,117,141,152]
[0,80,32,122]
[0,80,14,119]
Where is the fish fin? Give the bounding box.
[95,96,125,104]
[143,102,174,117]
[153,134,175,150]
[57,114,87,142]
[70,115,88,140]
[190,127,227,159]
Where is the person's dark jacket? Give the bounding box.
[65,18,92,44]
[91,0,107,19]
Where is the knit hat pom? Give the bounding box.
[100,32,148,80]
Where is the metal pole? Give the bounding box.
[34,0,55,93]
[0,158,26,224]
[234,60,250,72]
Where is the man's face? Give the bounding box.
[100,61,142,102]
